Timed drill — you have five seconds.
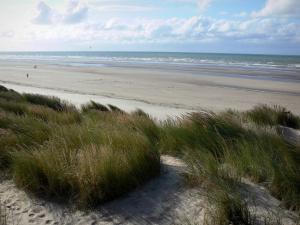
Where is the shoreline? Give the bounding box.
[2,59,300,83]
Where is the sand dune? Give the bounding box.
[1,156,298,225]
[0,156,206,225]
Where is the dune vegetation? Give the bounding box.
[0,85,299,223]
[159,110,300,224]
[0,85,160,206]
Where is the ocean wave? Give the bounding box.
[0,52,299,71]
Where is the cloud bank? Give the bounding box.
[27,15,300,46]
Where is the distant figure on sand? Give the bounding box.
[33,65,37,69]
[26,73,29,78]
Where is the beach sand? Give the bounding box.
[0,61,299,119]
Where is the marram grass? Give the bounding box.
[0,84,300,216]
[159,111,300,213]
[12,122,160,206]
[0,85,160,206]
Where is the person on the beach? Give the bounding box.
[26,73,29,78]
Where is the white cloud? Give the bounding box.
[32,1,57,24]
[63,0,88,24]
[32,0,88,25]
[197,0,212,11]
[253,0,300,17]
[168,0,213,11]
[90,2,157,12]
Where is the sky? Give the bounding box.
[0,0,300,54]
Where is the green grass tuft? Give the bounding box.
[0,85,8,92]
[108,104,125,113]
[161,111,300,212]
[0,99,27,115]
[23,93,75,112]
[12,116,160,206]
[206,192,254,225]
[245,105,300,129]
[81,101,110,112]
[0,89,161,206]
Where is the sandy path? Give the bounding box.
[0,156,206,225]
[0,156,298,225]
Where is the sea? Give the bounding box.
[0,52,300,81]
[0,51,299,68]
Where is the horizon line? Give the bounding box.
[0,50,299,57]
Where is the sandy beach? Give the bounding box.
[1,0,300,224]
[0,60,299,119]
[1,59,300,225]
